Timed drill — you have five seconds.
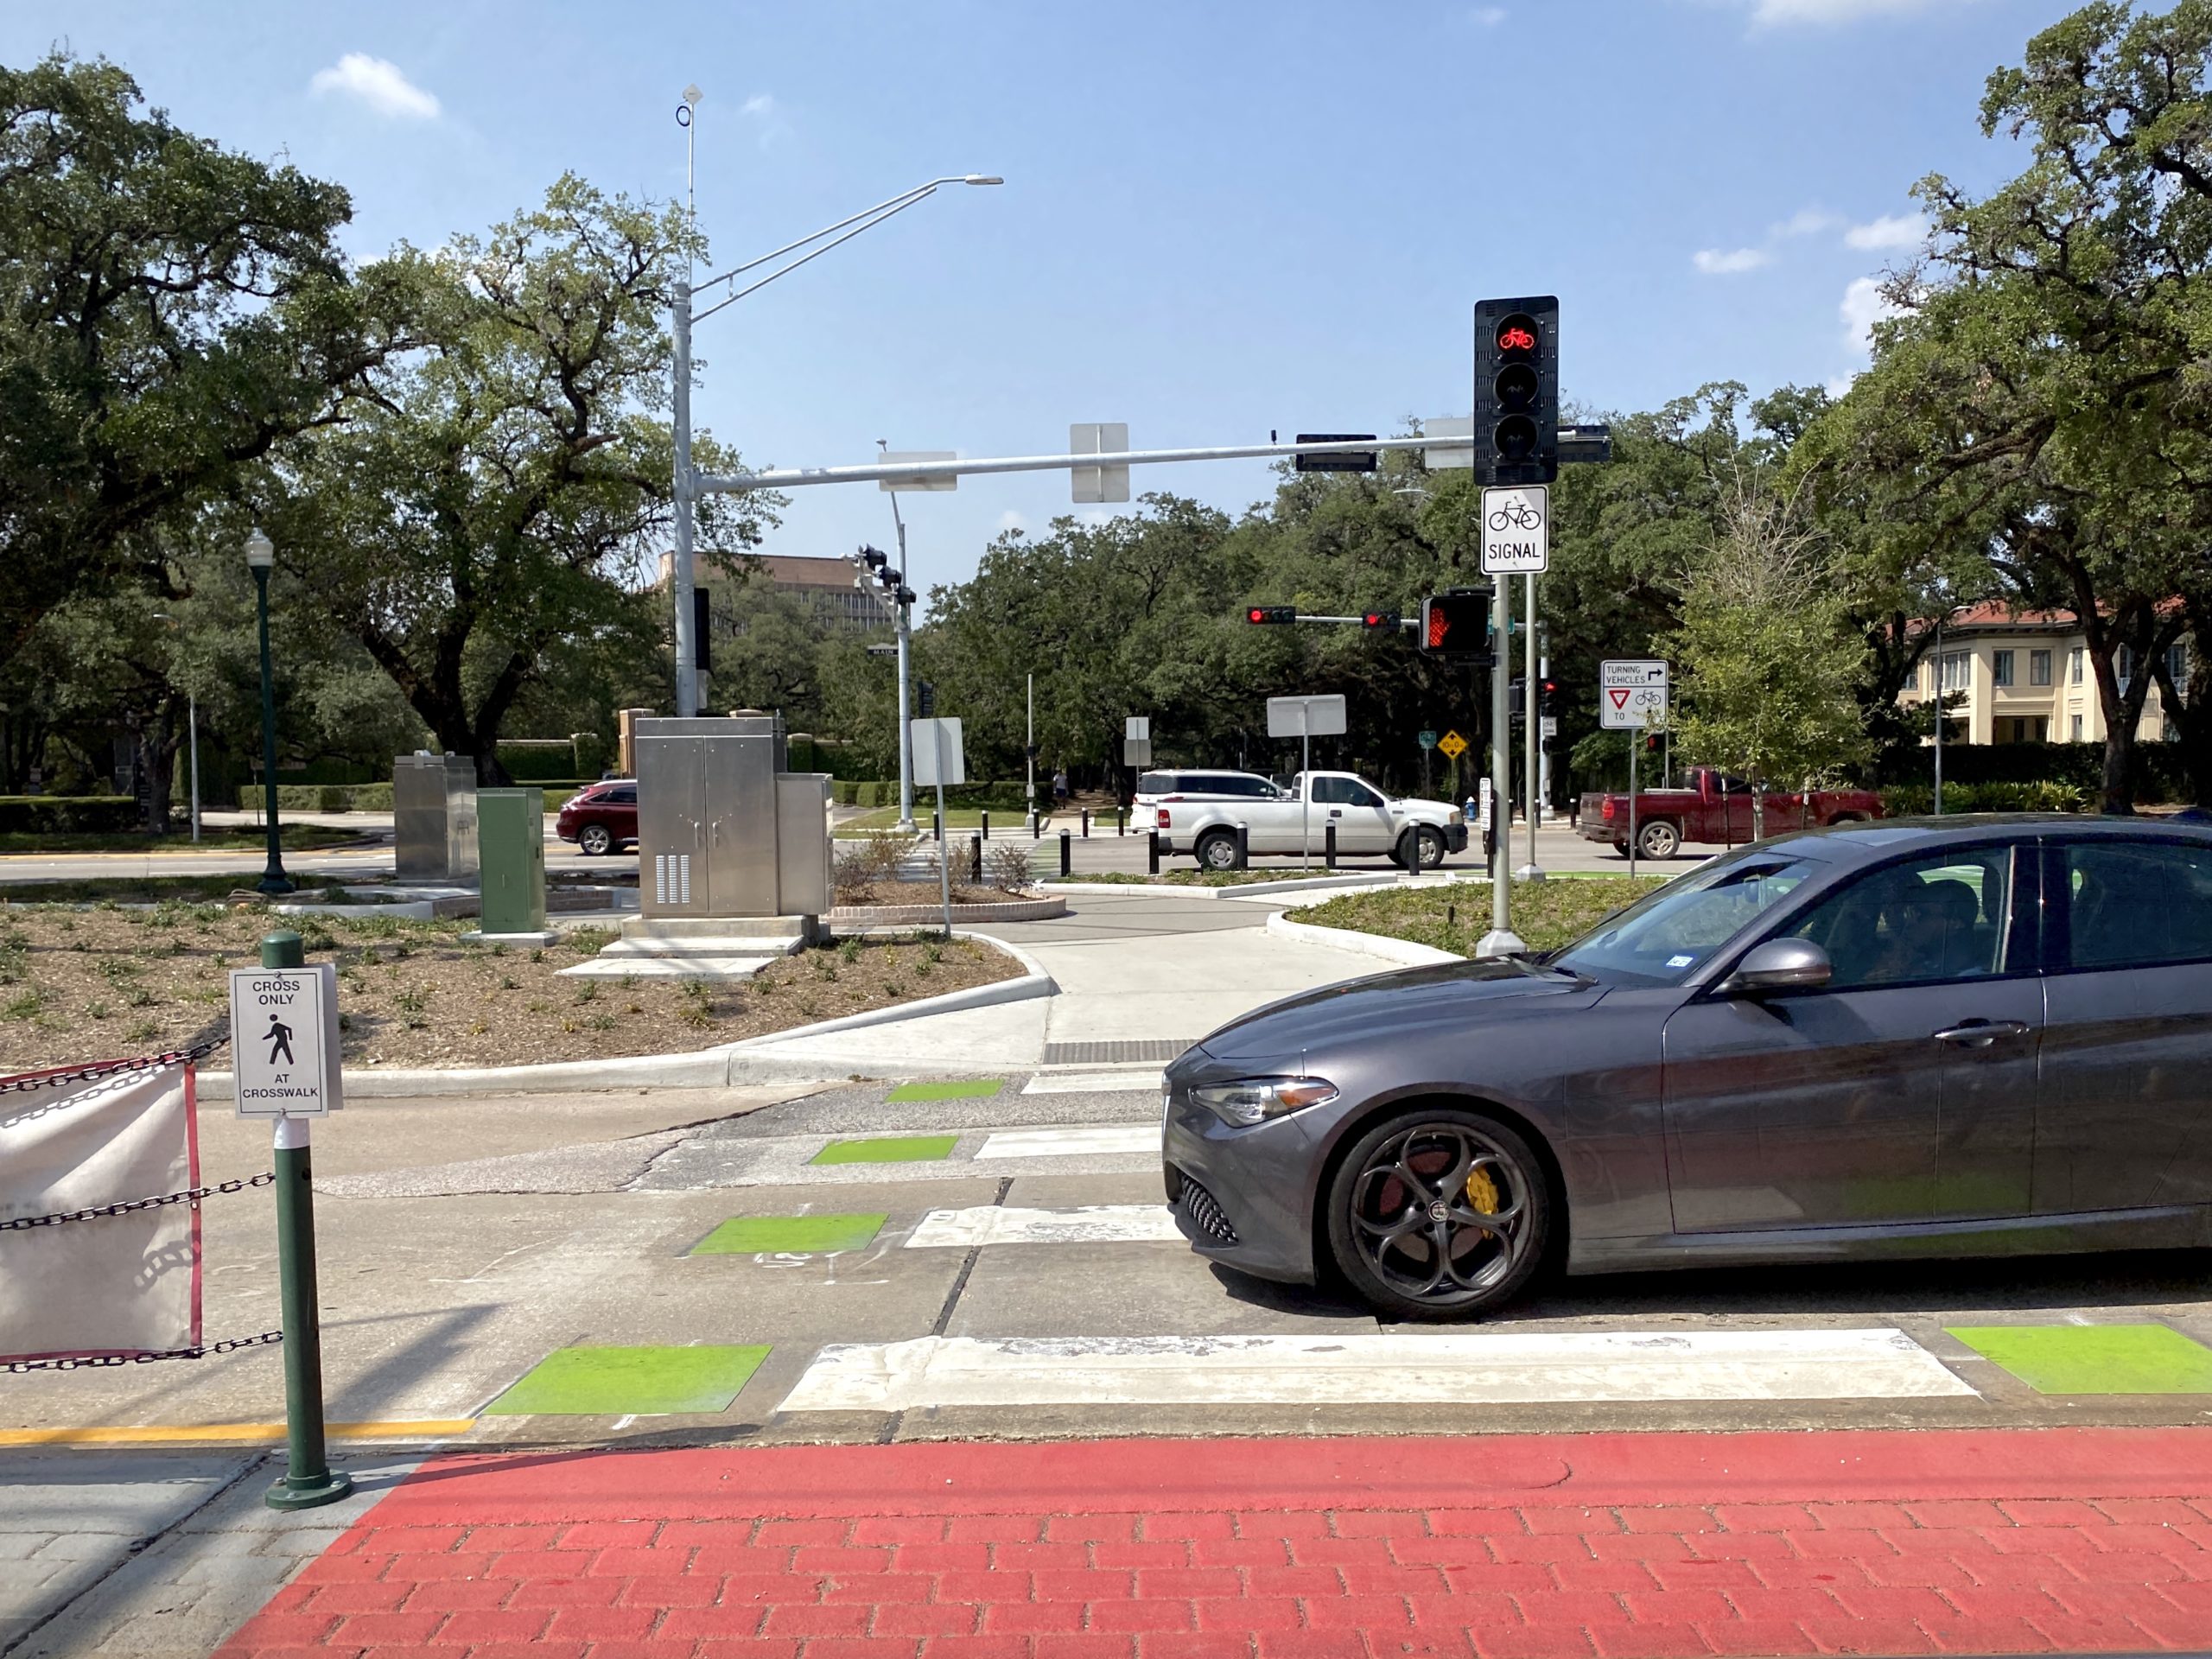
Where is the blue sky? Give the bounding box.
[14,0,2080,607]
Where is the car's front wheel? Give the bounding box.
[1325,1107,1551,1321]
[577,823,613,856]
[1405,825,1447,869]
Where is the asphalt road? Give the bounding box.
[10,1074,2212,1450]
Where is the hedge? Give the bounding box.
[275,781,597,812]
[0,795,141,834]
[1876,740,2194,804]
[1880,780,2094,817]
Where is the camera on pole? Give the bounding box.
[1472,296,1560,486]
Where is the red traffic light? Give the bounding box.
[1246,605,1296,625]
[1362,610,1399,630]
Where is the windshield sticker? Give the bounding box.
[1667,954,1696,968]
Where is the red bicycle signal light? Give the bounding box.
[1497,316,1538,356]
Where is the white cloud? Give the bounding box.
[1845,211,1929,250]
[737,91,791,149]
[1825,372,1857,399]
[1470,5,1509,22]
[1694,245,1771,276]
[308,54,440,120]
[1772,207,1842,238]
[1840,274,1903,353]
[1748,0,1961,23]
[741,92,775,118]
[995,509,1028,536]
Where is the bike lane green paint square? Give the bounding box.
[484,1344,771,1416]
[1946,1323,2212,1394]
[690,1213,887,1255]
[886,1078,1003,1103]
[810,1135,959,1166]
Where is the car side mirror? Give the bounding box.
[1719,938,1832,995]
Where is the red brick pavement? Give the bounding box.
[217,1429,2212,1658]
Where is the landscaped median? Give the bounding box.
[0,900,1027,1077]
[1281,873,1669,959]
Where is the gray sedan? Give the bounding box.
[1162,816,2212,1319]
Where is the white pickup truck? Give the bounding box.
[1147,771,1469,870]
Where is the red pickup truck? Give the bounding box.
[1577,767,1884,860]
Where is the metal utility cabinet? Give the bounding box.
[634,715,831,920]
[393,753,479,881]
[476,788,546,934]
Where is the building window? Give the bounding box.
[1939,652,1972,693]
[1993,650,2014,687]
[2168,643,2191,697]
[2071,713,2084,741]
[2030,650,2051,686]
[2070,646,2086,686]
[2118,645,2136,690]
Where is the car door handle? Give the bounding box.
[1932,1020,2031,1047]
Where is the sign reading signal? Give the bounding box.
[1480,486,1548,575]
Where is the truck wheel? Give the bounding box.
[1636,819,1681,861]
[1195,830,1240,871]
[578,823,613,857]
[1402,825,1448,869]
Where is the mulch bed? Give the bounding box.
[0,901,1018,1073]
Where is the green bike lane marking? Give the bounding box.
[690,1213,889,1254]
[484,1344,772,1415]
[884,1078,1005,1103]
[810,1135,960,1165]
[1948,1322,2212,1394]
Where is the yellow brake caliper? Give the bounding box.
[1465,1166,1503,1215]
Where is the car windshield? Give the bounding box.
[1548,850,1818,988]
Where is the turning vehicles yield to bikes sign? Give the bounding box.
[1480,486,1548,575]
[1599,659,1669,730]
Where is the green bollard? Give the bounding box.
[259,929,352,1511]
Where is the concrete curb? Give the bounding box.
[830,895,1066,927]
[1263,908,1464,968]
[195,933,1058,1098]
[1034,873,1405,901]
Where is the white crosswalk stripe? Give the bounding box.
[906,1205,1181,1248]
[777,1329,1976,1412]
[1020,1069,1164,1096]
[976,1124,1157,1160]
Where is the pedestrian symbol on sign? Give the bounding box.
[264,1014,296,1066]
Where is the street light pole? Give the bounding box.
[664,168,1001,719]
[245,529,291,895]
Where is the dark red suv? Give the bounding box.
[555,779,637,855]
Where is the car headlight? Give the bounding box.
[1190,1077,1338,1128]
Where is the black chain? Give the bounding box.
[3,1330,283,1374]
[0,1170,276,1232]
[0,1036,229,1097]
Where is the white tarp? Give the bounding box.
[0,1062,199,1363]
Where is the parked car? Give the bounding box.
[1163,815,2212,1319]
[1148,770,1468,869]
[555,779,637,855]
[1577,766,1883,860]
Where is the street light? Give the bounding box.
[668,168,1002,717]
[245,527,291,895]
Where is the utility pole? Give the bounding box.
[1478,575,1523,956]
[882,442,918,831]
[671,279,699,717]
[1517,573,1542,881]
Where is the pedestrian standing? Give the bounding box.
[1052,767,1070,807]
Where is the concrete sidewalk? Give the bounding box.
[728,888,1389,1074]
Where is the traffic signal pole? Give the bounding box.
[1478,577,1524,957]
[1518,574,1543,881]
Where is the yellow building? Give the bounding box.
[1897,603,2185,745]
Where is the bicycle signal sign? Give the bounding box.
[1480,486,1548,575]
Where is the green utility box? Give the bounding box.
[477,787,547,935]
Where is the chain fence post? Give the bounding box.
[259,930,351,1512]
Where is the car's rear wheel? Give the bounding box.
[1325,1107,1551,1321]
[1195,830,1240,871]
[578,823,613,856]
[1636,818,1681,860]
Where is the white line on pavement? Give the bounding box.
[906,1205,1182,1248]
[976,1125,1159,1160]
[777,1329,1976,1412]
[1019,1070,1165,1096]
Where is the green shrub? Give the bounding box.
[1880,780,2094,817]
[0,796,139,834]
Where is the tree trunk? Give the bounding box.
[2163,601,2212,808]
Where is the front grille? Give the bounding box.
[1177,1176,1240,1246]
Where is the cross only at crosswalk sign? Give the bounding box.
[227,963,342,1117]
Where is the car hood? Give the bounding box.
[1389,795,1462,818]
[1190,958,1593,1066]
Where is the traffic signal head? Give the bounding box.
[1417,589,1491,658]
[1245,605,1297,625]
[1361,610,1400,631]
[1473,296,1560,486]
[1540,677,1559,714]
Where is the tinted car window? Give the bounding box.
[1549,853,1815,988]
[2064,839,2212,969]
[605,786,636,805]
[1783,847,2011,988]
[1310,777,1378,806]
[1136,772,1173,795]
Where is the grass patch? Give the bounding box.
[1296,875,1669,958]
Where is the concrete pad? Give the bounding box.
[732,995,1049,1073]
[1021,1067,1164,1095]
[977,1124,1158,1160]
[557,954,773,979]
[906,1205,1180,1248]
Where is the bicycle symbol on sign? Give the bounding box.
[1487,500,1544,533]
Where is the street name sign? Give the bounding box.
[1266,695,1348,738]
[1480,486,1549,575]
[1599,659,1669,730]
[228,963,341,1118]
[1416,729,1438,750]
